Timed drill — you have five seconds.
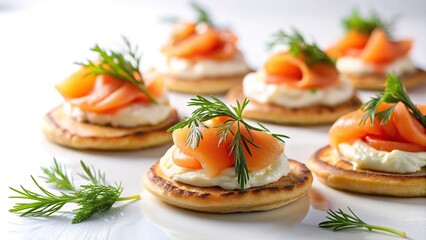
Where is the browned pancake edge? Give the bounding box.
[307,145,426,197]
[41,106,179,150]
[344,68,426,90]
[143,159,313,213]
[226,85,362,125]
[164,70,252,94]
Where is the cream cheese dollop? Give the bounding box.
[157,52,250,80]
[242,71,354,108]
[338,140,426,173]
[336,57,416,76]
[63,98,172,128]
[159,145,290,190]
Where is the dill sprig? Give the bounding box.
[78,160,106,186]
[77,37,158,104]
[168,96,289,190]
[40,158,75,191]
[267,29,335,66]
[9,159,140,224]
[162,2,214,26]
[190,2,213,26]
[360,73,426,128]
[319,208,407,238]
[343,9,391,35]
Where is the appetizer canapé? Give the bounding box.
[157,3,251,94]
[327,10,426,90]
[227,30,361,125]
[42,38,179,150]
[307,74,426,197]
[144,97,312,212]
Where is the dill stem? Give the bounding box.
[117,194,141,201]
[368,225,407,238]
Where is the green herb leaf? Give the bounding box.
[72,184,122,224]
[360,73,426,128]
[78,160,106,186]
[267,29,335,66]
[343,9,391,35]
[168,96,289,190]
[9,176,76,217]
[9,159,140,224]
[190,2,213,26]
[319,208,407,238]
[40,158,75,191]
[77,36,158,104]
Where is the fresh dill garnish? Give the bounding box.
[77,36,158,104]
[319,208,407,238]
[78,160,106,186]
[162,2,214,26]
[343,9,391,35]
[168,96,289,190]
[190,2,213,26]
[9,159,140,224]
[360,73,426,128]
[40,158,75,191]
[267,29,335,66]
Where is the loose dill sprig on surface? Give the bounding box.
[319,208,407,238]
[9,159,140,224]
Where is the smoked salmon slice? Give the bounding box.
[171,22,197,43]
[326,30,370,58]
[55,67,98,99]
[58,69,165,113]
[360,29,412,63]
[327,28,412,64]
[172,119,234,177]
[171,117,284,177]
[329,102,426,151]
[163,23,238,60]
[264,52,339,89]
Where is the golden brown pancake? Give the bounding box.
[226,85,362,125]
[143,159,313,213]
[164,71,251,94]
[41,105,179,150]
[307,145,426,197]
[343,68,426,90]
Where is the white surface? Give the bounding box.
[0,0,425,239]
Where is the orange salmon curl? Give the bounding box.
[162,22,238,61]
[329,102,426,152]
[327,29,412,64]
[171,117,284,177]
[263,52,339,89]
[56,69,165,113]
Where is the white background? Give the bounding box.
[0,0,425,239]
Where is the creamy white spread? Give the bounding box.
[157,52,250,79]
[159,145,290,190]
[242,71,354,108]
[336,57,416,76]
[63,99,172,127]
[338,140,426,173]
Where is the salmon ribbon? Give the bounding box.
[329,102,426,152]
[162,22,238,60]
[171,117,284,177]
[263,52,339,89]
[327,29,412,64]
[56,68,164,113]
